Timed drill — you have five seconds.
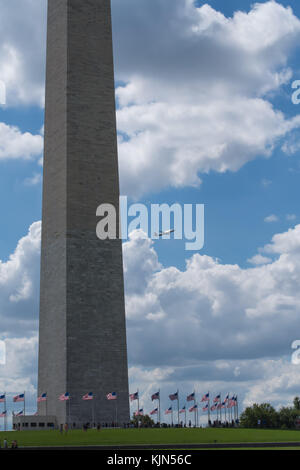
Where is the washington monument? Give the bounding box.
[37,0,129,427]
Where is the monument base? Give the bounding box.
[13,415,57,431]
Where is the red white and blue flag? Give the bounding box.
[189,404,198,412]
[228,396,236,408]
[213,394,221,403]
[151,392,160,401]
[202,403,209,412]
[224,394,230,403]
[15,410,24,416]
[82,392,93,401]
[59,393,70,401]
[211,404,217,411]
[165,406,172,415]
[37,393,47,402]
[13,394,24,403]
[179,406,186,414]
[0,411,6,417]
[135,408,144,416]
[150,408,158,415]
[187,392,195,402]
[107,392,117,400]
[130,392,139,401]
[169,392,178,401]
[201,393,209,402]
[0,394,5,403]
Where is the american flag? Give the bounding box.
[213,394,221,403]
[15,410,24,416]
[165,406,172,415]
[228,396,237,408]
[210,404,217,411]
[201,393,209,402]
[0,411,6,417]
[13,393,24,403]
[224,394,230,402]
[82,392,93,401]
[217,402,222,409]
[169,392,178,401]
[221,401,226,409]
[187,392,195,402]
[150,408,158,415]
[151,392,160,401]
[134,408,144,416]
[202,403,209,412]
[0,394,5,403]
[37,393,47,402]
[189,404,198,412]
[59,393,70,401]
[179,406,186,414]
[130,392,139,401]
[107,392,117,401]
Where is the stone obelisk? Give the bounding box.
[37,0,130,427]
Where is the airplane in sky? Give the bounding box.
[154,229,175,237]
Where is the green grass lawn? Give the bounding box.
[1,428,300,448]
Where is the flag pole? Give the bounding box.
[236,395,239,424]
[208,392,210,426]
[177,389,179,426]
[92,396,94,427]
[24,391,26,416]
[4,392,6,432]
[159,389,161,426]
[137,389,140,427]
[194,390,196,427]
[115,396,118,427]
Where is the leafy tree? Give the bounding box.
[293,397,300,411]
[240,403,278,428]
[278,406,299,429]
[131,414,155,428]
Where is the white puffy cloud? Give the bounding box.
[0,221,41,337]
[264,214,279,223]
[0,0,46,107]
[1,222,300,411]
[122,225,300,409]
[113,0,300,196]
[0,123,43,161]
[247,254,272,265]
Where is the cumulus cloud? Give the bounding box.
[0,123,43,161]
[0,0,46,107]
[1,222,300,411]
[113,0,300,196]
[0,221,41,337]
[122,225,300,409]
[247,254,273,265]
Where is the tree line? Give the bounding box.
[240,397,300,429]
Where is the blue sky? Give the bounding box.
[1,0,300,422]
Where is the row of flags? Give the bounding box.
[57,392,117,401]
[130,391,239,421]
[0,393,25,403]
[0,391,238,422]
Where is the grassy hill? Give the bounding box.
[1,427,300,448]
